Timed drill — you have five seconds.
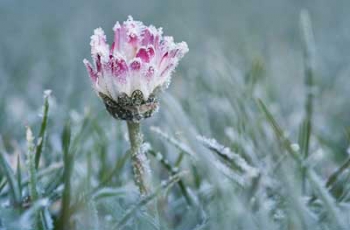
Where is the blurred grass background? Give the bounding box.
[1,0,349,149]
[1,0,350,229]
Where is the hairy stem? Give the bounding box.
[127,121,150,196]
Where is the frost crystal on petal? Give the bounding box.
[84,16,188,121]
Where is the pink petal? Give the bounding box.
[90,28,109,61]
[83,59,97,82]
[136,47,150,62]
[128,33,138,47]
[110,42,116,55]
[146,66,155,80]
[147,46,155,58]
[96,55,102,72]
[130,59,141,71]
[112,22,121,52]
[154,33,161,50]
[123,16,144,48]
[142,28,154,46]
[103,55,114,73]
[159,52,169,67]
[169,49,179,58]
[117,58,128,74]
[174,42,189,58]
[160,63,174,77]
[85,17,189,92]
[136,46,155,63]
[113,58,128,83]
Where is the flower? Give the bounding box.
[84,16,189,121]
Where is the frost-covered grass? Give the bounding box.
[1,1,350,229]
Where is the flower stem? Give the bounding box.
[127,121,150,196]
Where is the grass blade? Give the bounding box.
[0,152,21,206]
[0,178,7,193]
[35,90,50,169]
[114,171,187,228]
[18,198,49,229]
[61,120,71,157]
[326,157,350,188]
[257,99,300,161]
[27,127,39,202]
[148,147,192,205]
[41,207,54,230]
[174,152,184,168]
[258,99,346,228]
[300,9,316,193]
[58,120,74,230]
[16,154,22,203]
[28,127,50,230]
[150,126,196,158]
[26,127,43,230]
[196,135,259,178]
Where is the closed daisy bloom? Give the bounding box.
[83,16,188,121]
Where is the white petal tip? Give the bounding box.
[93,27,105,35]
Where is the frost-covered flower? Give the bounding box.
[84,16,188,121]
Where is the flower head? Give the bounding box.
[84,16,188,121]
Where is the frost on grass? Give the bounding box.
[43,89,52,98]
[290,143,300,152]
[150,126,196,158]
[212,159,245,186]
[17,198,50,229]
[196,135,259,179]
[2,4,350,230]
